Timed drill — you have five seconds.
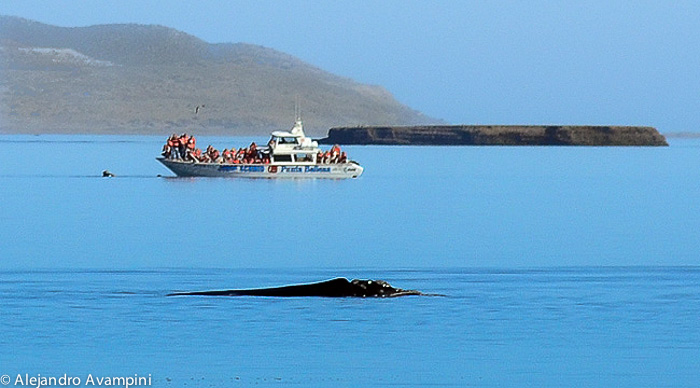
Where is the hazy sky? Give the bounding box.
[2,1,699,132]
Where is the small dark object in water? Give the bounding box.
[167,277,424,298]
[102,170,115,177]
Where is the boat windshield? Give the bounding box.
[274,136,298,144]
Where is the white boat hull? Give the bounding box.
[157,158,363,179]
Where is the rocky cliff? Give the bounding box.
[319,125,668,146]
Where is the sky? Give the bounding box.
[2,1,700,133]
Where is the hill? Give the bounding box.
[0,15,440,135]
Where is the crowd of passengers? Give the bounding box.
[162,133,348,164]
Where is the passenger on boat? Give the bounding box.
[226,147,237,164]
[225,148,238,164]
[189,148,203,162]
[187,136,196,153]
[338,152,347,163]
[168,134,180,159]
[205,145,220,163]
[237,148,247,163]
[328,144,341,164]
[161,135,172,158]
[247,143,258,163]
[178,134,189,158]
[161,144,172,158]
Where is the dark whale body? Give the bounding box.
[167,278,423,298]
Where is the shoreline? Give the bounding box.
[2,127,695,145]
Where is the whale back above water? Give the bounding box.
[167,278,424,298]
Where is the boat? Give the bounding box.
[157,118,364,179]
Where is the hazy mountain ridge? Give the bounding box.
[0,15,440,135]
[0,16,208,65]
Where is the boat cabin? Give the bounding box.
[267,119,321,165]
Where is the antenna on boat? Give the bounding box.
[294,95,301,122]
[291,95,304,136]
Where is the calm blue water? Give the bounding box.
[1,136,699,386]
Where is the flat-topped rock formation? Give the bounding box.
[319,125,668,146]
